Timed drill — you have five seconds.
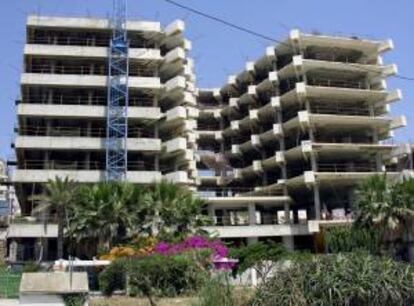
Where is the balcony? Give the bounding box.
[26,61,158,77]
[18,126,155,138]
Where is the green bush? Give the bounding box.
[229,242,286,278]
[100,254,207,299]
[127,254,207,298]
[22,261,41,272]
[63,294,86,306]
[325,226,382,254]
[99,259,127,296]
[194,273,235,306]
[250,253,414,306]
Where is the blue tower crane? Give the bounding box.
[106,0,129,181]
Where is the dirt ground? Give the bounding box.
[91,296,197,306]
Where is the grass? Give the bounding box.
[0,267,21,299]
[90,288,254,306]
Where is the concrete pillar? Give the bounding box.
[88,90,93,105]
[9,240,17,261]
[284,202,291,224]
[47,89,53,104]
[248,203,257,225]
[313,184,321,220]
[207,204,215,217]
[372,128,383,171]
[84,152,91,170]
[282,236,294,251]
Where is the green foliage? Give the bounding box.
[229,242,287,276]
[325,226,382,254]
[250,253,414,306]
[22,261,41,272]
[68,182,146,248]
[194,273,235,306]
[100,254,207,299]
[63,294,87,306]
[34,176,77,258]
[68,181,209,254]
[140,181,211,240]
[354,175,414,231]
[99,259,127,296]
[127,254,207,298]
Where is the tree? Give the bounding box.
[139,181,211,240]
[68,182,144,251]
[353,174,414,258]
[34,176,77,259]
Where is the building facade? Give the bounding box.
[8,15,408,260]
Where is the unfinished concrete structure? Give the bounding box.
[9,15,408,259]
[9,15,197,261]
[196,30,406,249]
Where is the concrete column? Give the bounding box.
[88,90,93,105]
[207,204,215,224]
[44,151,50,169]
[372,128,383,171]
[284,202,291,224]
[282,236,294,251]
[84,152,91,170]
[313,184,321,220]
[154,155,160,171]
[46,120,52,136]
[9,240,17,261]
[47,89,53,104]
[248,203,257,225]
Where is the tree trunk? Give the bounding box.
[57,208,64,259]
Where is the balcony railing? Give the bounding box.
[21,95,155,107]
[18,126,155,138]
[28,35,157,48]
[26,64,158,77]
[213,214,296,226]
[307,77,370,90]
[303,51,368,64]
[317,162,378,173]
[19,160,157,171]
[310,104,371,116]
[197,187,284,198]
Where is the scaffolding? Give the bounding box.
[106,0,129,181]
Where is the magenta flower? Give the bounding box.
[153,235,236,270]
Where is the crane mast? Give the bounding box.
[106,0,129,181]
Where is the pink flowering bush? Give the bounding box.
[154,235,236,270]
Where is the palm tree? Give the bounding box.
[34,176,77,259]
[68,182,144,252]
[354,174,414,257]
[140,181,210,239]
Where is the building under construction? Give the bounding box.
[5,13,410,261]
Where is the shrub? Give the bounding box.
[325,226,382,254]
[99,253,207,299]
[229,242,286,279]
[250,252,414,306]
[63,294,86,306]
[99,259,127,296]
[194,274,235,306]
[127,254,207,298]
[22,261,41,272]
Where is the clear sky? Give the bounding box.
[0,0,413,159]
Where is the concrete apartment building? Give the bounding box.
[6,15,409,260]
